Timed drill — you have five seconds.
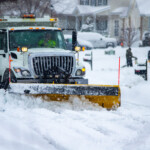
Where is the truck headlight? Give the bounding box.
[76,69,82,76]
[21,70,31,77]
[75,68,86,76]
[14,67,31,77]
[14,68,21,73]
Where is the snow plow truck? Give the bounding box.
[0,15,121,109]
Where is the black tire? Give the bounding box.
[2,69,17,90]
[106,43,115,48]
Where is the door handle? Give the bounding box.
[0,54,6,57]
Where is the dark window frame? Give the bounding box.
[90,0,97,6]
[114,20,119,36]
[97,20,108,31]
[98,0,108,6]
[80,0,89,5]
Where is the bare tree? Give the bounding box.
[121,28,140,47]
[1,0,60,17]
[0,0,16,16]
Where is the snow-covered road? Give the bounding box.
[0,47,150,150]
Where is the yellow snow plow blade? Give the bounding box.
[8,83,121,109]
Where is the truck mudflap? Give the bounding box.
[8,83,121,109]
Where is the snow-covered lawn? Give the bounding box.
[0,46,150,150]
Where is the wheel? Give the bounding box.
[106,42,114,48]
[2,69,17,90]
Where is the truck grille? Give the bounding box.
[32,56,74,76]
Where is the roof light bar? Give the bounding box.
[0,18,7,21]
[50,18,57,22]
[22,14,36,19]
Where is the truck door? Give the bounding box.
[0,31,8,79]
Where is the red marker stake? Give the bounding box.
[9,55,11,83]
[118,57,120,85]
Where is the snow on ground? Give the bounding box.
[0,46,150,150]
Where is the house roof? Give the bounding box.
[111,7,129,18]
[136,0,150,16]
[54,0,110,16]
[54,0,77,15]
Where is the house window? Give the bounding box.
[97,20,108,31]
[114,20,119,36]
[98,0,107,6]
[91,0,96,6]
[80,0,89,5]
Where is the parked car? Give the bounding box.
[64,34,93,51]
[134,61,147,80]
[142,32,150,46]
[78,32,117,48]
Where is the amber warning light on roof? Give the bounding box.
[50,18,57,22]
[0,19,7,21]
[22,14,36,19]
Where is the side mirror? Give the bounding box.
[72,30,77,51]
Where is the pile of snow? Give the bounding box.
[54,0,78,15]
[111,7,129,17]
[75,5,110,15]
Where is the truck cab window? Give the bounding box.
[0,32,7,51]
[9,30,66,51]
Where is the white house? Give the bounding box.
[55,0,141,42]
[136,0,150,40]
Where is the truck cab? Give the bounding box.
[0,16,87,87]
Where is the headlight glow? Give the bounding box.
[14,67,31,77]
[76,69,82,76]
[21,70,31,77]
[14,68,21,73]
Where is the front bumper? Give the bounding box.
[16,78,88,84]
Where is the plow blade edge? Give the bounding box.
[9,83,121,109]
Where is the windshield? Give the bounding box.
[9,30,66,51]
